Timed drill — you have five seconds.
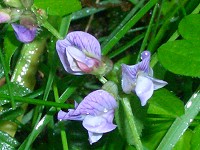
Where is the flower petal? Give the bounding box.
[141,51,151,60]
[66,31,101,60]
[76,90,117,115]
[11,23,36,43]
[121,64,138,94]
[137,54,150,73]
[88,131,103,145]
[82,111,117,133]
[57,110,84,121]
[147,76,168,90]
[66,46,97,71]
[135,75,154,106]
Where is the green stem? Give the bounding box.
[53,83,69,150]
[148,0,189,52]
[31,6,63,39]
[0,94,73,109]
[137,3,158,62]
[97,76,108,84]
[0,48,15,108]
[102,0,157,55]
[121,98,143,150]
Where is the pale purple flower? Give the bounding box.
[56,31,102,75]
[11,23,37,43]
[57,90,117,144]
[121,51,167,106]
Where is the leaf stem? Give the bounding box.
[121,98,143,150]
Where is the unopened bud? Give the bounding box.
[3,0,23,8]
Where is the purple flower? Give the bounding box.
[121,51,167,106]
[57,90,117,144]
[11,23,37,43]
[56,31,103,75]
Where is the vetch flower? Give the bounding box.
[11,23,37,43]
[57,90,117,144]
[121,51,167,106]
[56,31,112,75]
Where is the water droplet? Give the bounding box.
[189,119,193,123]
[186,101,192,108]
[193,93,198,98]
[103,108,108,113]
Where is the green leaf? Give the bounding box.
[191,124,200,150]
[148,89,184,117]
[34,0,82,16]
[0,131,19,149]
[157,40,200,77]
[178,14,200,40]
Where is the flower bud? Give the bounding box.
[12,23,37,43]
[56,31,112,76]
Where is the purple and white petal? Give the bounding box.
[135,75,154,106]
[146,76,168,90]
[76,90,117,116]
[88,131,103,145]
[82,110,116,133]
[11,23,36,43]
[57,110,84,121]
[137,55,150,73]
[66,31,101,60]
[121,64,138,94]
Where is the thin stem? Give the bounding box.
[53,82,69,150]
[31,6,63,39]
[61,131,68,150]
[121,98,143,150]
[0,48,15,108]
[0,94,73,109]
[137,3,158,62]
[97,76,108,84]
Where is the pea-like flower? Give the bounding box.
[57,90,117,144]
[56,31,112,75]
[11,23,37,43]
[121,51,167,106]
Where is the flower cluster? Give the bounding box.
[56,31,167,144]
